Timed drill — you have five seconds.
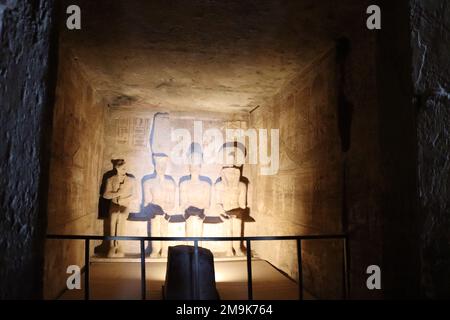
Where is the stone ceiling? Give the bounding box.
[61,0,363,114]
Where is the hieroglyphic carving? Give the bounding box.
[133,118,150,147]
[115,117,152,148]
[116,118,130,145]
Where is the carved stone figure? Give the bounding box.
[142,154,176,258]
[102,159,136,258]
[180,145,211,238]
[214,166,248,256]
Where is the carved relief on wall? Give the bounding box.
[99,111,254,258]
[114,117,152,148]
[133,118,151,147]
[116,118,130,145]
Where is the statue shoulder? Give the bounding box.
[179,175,190,186]
[199,175,212,185]
[106,174,118,183]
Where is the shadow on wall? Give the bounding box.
[94,164,115,255]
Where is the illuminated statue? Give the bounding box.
[142,154,176,258]
[102,159,136,258]
[180,144,211,238]
[214,165,248,256]
[214,141,253,256]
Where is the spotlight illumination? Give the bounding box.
[214,270,226,283]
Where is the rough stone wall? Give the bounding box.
[259,0,385,299]
[249,49,344,299]
[373,0,421,299]
[43,49,106,299]
[342,32,384,299]
[0,0,55,299]
[250,30,387,300]
[411,0,450,298]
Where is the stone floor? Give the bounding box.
[59,259,313,300]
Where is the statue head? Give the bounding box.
[221,141,246,167]
[187,142,203,177]
[112,159,127,176]
[189,162,201,176]
[221,166,240,185]
[152,153,169,176]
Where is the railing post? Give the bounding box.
[140,239,146,300]
[193,239,200,300]
[84,239,90,300]
[343,237,349,299]
[246,239,253,300]
[297,238,303,300]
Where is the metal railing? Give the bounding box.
[46,234,349,300]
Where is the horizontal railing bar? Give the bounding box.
[46,234,347,241]
[47,233,349,300]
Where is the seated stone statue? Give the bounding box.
[180,145,211,238]
[142,154,176,258]
[102,159,136,258]
[214,166,248,256]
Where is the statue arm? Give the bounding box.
[212,184,225,213]
[168,182,177,211]
[102,178,117,200]
[246,182,252,209]
[238,182,247,209]
[179,183,188,211]
[121,179,136,199]
[203,184,211,209]
[143,181,153,206]
[117,179,136,207]
[162,181,177,214]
